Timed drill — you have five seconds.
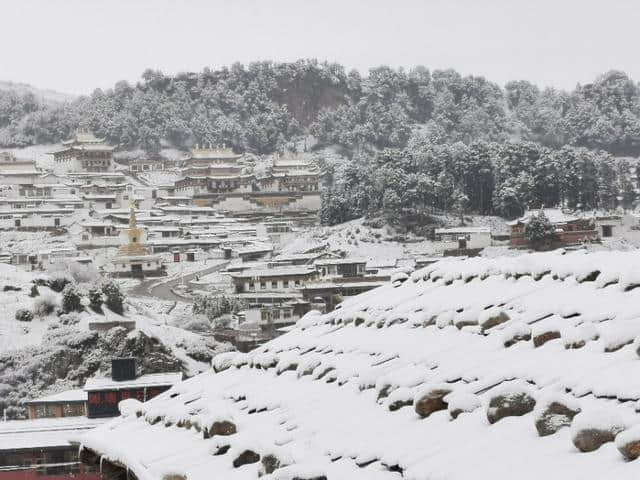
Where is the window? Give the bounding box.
[602,225,613,238]
[14,219,20,227]
[294,279,301,287]
[54,218,60,227]
[260,282,266,290]
[249,282,255,290]
[271,281,278,289]
[283,280,289,288]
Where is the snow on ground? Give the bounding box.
[139,170,181,186]
[9,143,58,170]
[0,263,60,350]
[162,256,226,279]
[0,230,75,255]
[279,218,437,262]
[79,249,640,480]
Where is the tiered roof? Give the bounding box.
[79,250,640,479]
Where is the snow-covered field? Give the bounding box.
[79,249,640,479]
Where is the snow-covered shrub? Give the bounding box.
[59,312,81,326]
[33,293,58,317]
[47,273,72,293]
[87,286,103,312]
[61,283,83,313]
[524,211,557,250]
[119,398,143,417]
[101,280,124,314]
[181,317,212,333]
[193,294,246,321]
[49,261,99,284]
[29,284,39,297]
[177,336,225,363]
[14,308,33,322]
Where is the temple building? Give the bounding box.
[176,144,254,195]
[181,144,244,176]
[51,132,115,173]
[110,200,164,277]
[176,146,323,212]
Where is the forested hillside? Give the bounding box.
[3,61,640,156]
[2,60,640,223]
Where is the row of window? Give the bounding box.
[249,279,301,290]
[261,309,293,321]
[13,218,61,227]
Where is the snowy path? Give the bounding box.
[128,261,229,303]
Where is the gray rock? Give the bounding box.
[617,437,640,460]
[233,450,261,468]
[535,401,581,436]
[415,388,452,418]
[481,310,510,333]
[573,428,623,453]
[487,390,536,424]
[533,330,561,347]
[204,420,237,438]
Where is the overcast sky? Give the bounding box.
[1,0,639,95]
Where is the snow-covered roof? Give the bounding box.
[230,266,317,279]
[79,249,640,479]
[434,226,491,234]
[84,372,183,392]
[300,280,388,290]
[507,208,580,226]
[0,416,107,451]
[25,389,88,404]
[314,257,367,266]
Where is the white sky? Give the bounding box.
[1,0,639,95]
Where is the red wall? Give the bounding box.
[0,472,101,480]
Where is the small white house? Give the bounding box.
[434,227,492,250]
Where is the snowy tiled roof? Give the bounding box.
[507,208,580,226]
[434,226,491,234]
[230,266,317,279]
[0,416,107,451]
[25,389,87,404]
[84,372,183,392]
[79,250,640,479]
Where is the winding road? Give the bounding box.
[128,261,230,303]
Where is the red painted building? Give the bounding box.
[84,359,182,418]
[508,209,599,248]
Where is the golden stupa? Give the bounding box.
[118,200,151,256]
